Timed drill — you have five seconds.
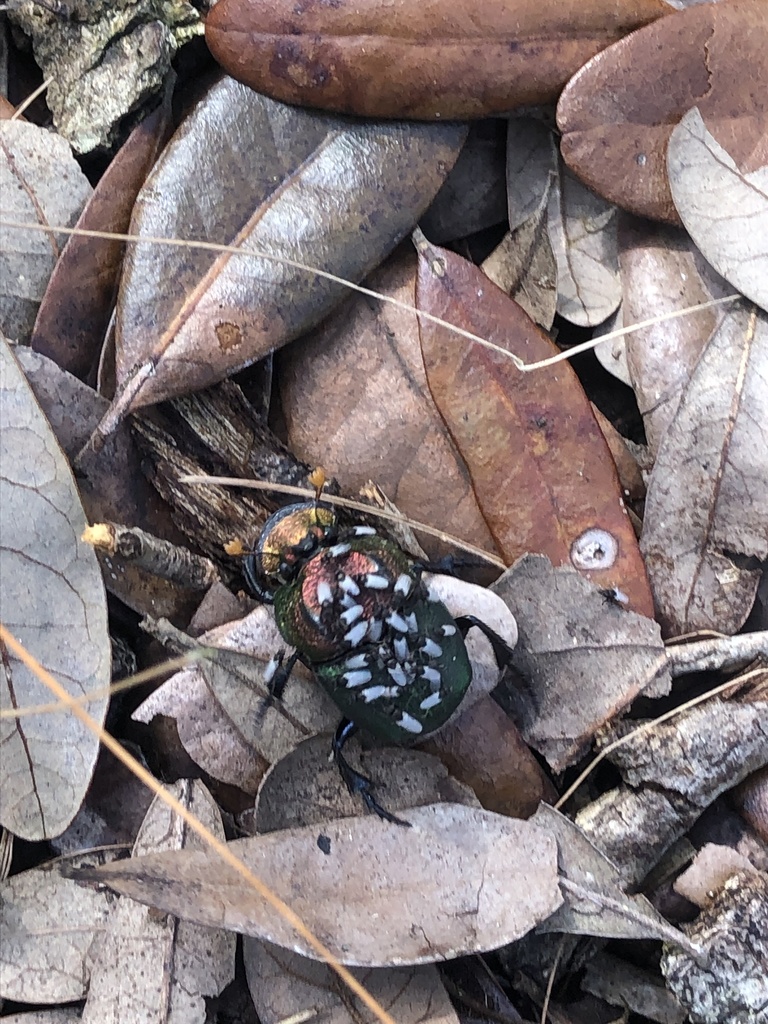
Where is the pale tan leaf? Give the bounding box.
[0,121,91,342]
[593,306,632,385]
[668,106,768,314]
[244,940,459,1024]
[82,780,235,1024]
[481,199,557,330]
[0,850,118,1004]
[0,338,110,840]
[547,164,621,327]
[640,302,768,635]
[75,803,561,966]
[135,608,338,792]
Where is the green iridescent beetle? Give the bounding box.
[244,500,514,824]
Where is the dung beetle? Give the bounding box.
[244,500,515,824]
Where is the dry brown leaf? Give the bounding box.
[0,120,91,342]
[557,0,766,223]
[619,216,732,456]
[668,106,768,315]
[110,77,466,417]
[244,940,459,1024]
[137,609,337,792]
[0,339,110,840]
[506,117,558,232]
[481,207,557,330]
[247,734,468,1024]
[493,555,670,772]
[415,237,654,614]
[0,849,118,1004]
[205,0,670,119]
[73,803,561,966]
[503,117,617,327]
[593,306,632,385]
[640,302,768,636]
[82,780,235,1024]
[30,87,173,380]
[278,247,498,557]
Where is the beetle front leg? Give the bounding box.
[331,719,411,828]
[455,614,517,669]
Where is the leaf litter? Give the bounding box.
[2,18,768,1023]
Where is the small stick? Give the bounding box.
[83,522,221,590]
[666,631,768,676]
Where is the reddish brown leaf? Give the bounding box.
[557,0,766,223]
[206,0,670,120]
[415,236,653,615]
[30,86,173,381]
[278,247,498,558]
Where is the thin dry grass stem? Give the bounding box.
[540,935,565,1024]
[0,624,399,1024]
[554,667,766,812]
[11,77,54,120]
[0,218,740,372]
[0,651,207,720]
[179,474,508,568]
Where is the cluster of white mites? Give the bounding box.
[313,530,459,736]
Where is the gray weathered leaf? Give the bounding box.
[0,121,91,342]
[668,106,768,315]
[244,940,459,1024]
[0,338,110,840]
[641,302,768,635]
[493,555,669,772]
[547,163,621,327]
[620,217,732,455]
[533,805,692,948]
[74,803,561,966]
[111,77,466,416]
[82,780,235,1024]
[0,850,118,1004]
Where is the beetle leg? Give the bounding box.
[265,649,302,702]
[254,648,305,729]
[455,614,516,669]
[331,719,411,827]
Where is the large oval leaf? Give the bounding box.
[206,0,669,119]
[415,238,654,615]
[111,77,466,416]
[74,803,561,966]
[0,339,110,840]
